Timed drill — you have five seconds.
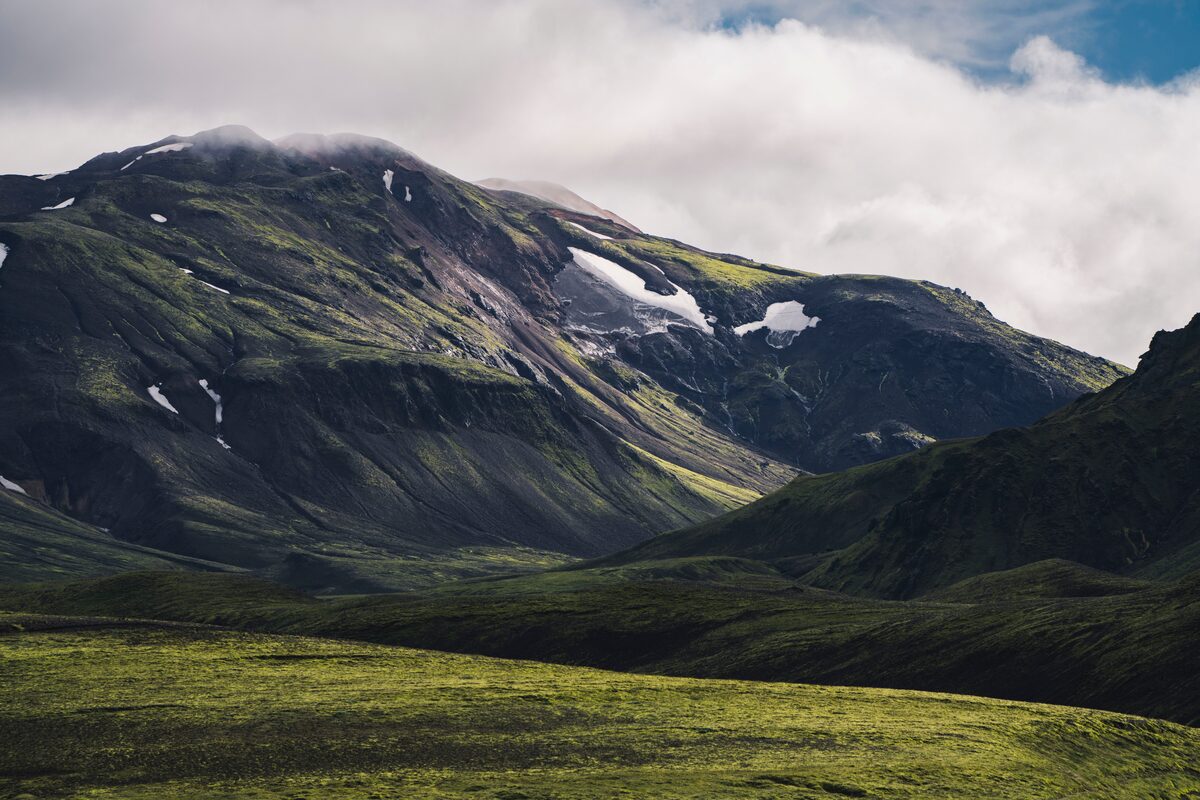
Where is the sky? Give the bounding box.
[2,1,1200,365]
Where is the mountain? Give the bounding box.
[610,313,1200,598]
[0,125,1123,591]
[474,177,642,231]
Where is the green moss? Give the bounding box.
[918,281,1130,387]
[625,444,761,508]
[614,236,810,292]
[2,618,1197,799]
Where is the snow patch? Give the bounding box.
[383,169,394,192]
[568,247,711,334]
[150,213,167,223]
[566,221,614,241]
[145,142,193,155]
[199,379,223,425]
[404,185,412,202]
[200,378,231,449]
[120,156,142,170]
[734,301,820,348]
[147,384,179,414]
[0,243,8,270]
[35,172,65,181]
[0,475,27,495]
[40,197,75,211]
[174,266,229,294]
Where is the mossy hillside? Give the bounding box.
[349,563,1200,725]
[0,313,748,587]
[1,143,796,590]
[0,129,1129,589]
[556,214,1124,414]
[624,381,795,492]
[555,214,807,293]
[602,315,1200,596]
[3,618,1199,799]
[558,214,1125,407]
[625,445,761,508]
[801,314,1200,596]
[606,264,1128,472]
[603,441,954,567]
[14,564,1198,726]
[544,345,795,499]
[3,167,551,394]
[925,559,1155,602]
[0,492,230,584]
[916,280,1125,393]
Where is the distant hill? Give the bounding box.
[4,564,1198,726]
[605,313,1200,597]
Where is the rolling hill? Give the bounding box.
[3,613,1198,799]
[4,564,1197,726]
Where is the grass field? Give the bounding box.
[3,613,1200,799]
[5,566,1198,726]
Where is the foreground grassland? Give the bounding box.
[2,616,1199,799]
[7,567,1195,725]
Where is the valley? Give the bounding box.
[0,125,1196,799]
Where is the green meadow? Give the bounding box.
[3,614,1199,799]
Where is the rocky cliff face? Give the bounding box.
[0,126,1124,590]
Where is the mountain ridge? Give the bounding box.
[475,177,642,232]
[0,125,1126,591]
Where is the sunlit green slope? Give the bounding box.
[3,615,1198,799]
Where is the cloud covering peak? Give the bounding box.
[2,1,1199,364]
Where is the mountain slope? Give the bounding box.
[561,223,1124,472]
[0,128,787,589]
[612,313,1200,597]
[0,125,1123,590]
[0,489,232,582]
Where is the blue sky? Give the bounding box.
[1076,1,1200,83]
[710,0,1200,84]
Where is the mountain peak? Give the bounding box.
[476,178,641,232]
[274,131,410,158]
[188,124,272,148]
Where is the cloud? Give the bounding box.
[669,0,1099,70]
[1,0,1198,364]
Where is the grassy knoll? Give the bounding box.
[3,614,1199,799]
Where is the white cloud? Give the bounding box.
[0,1,1198,364]
[1010,34,1096,83]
